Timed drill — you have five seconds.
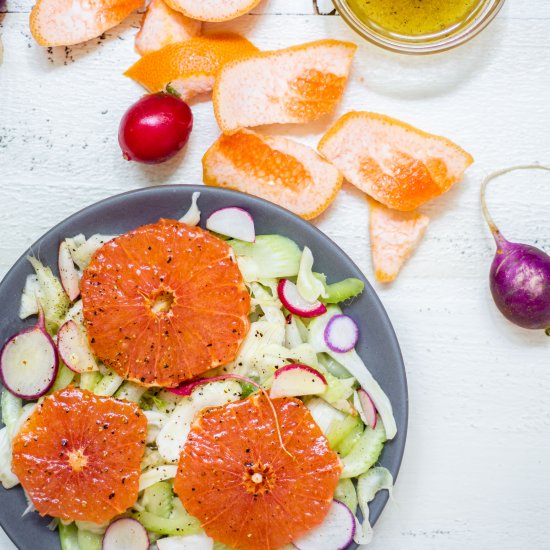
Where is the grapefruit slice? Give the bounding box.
[11,387,147,523]
[369,200,429,283]
[80,219,250,387]
[202,129,343,219]
[30,0,142,47]
[174,394,342,550]
[164,0,261,22]
[213,40,357,134]
[135,0,201,56]
[125,33,258,101]
[318,112,474,211]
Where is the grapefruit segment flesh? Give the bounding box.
[11,387,147,523]
[318,112,474,211]
[30,0,142,47]
[125,33,258,101]
[213,40,357,134]
[203,129,343,220]
[80,219,250,387]
[163,0,261,22]
[174,394,342,550]
[135,0,201,56]
[369,200,429,282]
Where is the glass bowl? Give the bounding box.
[330,0,506,54]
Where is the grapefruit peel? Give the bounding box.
[202,129,343,220]
[318,111,474,211]
[213,40,357,134]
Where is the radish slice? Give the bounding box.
[206,207,255,242]
[293,499,356,550]
[354,388,377,429]
[57,320,98,373]
[0,310,58,399]
[102,518,148,550]
[58,241,81,301]
[323,314,359,353]
[157,534,214,550]
[270,363,327,399]
[277,279,327,318]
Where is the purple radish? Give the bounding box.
[102,518,148,550]
[277,279,327,318]
[354,389,377,429]
[57,320,98,373]
[293,499,356,550]
[206,207,255,242]
[58,241,80,301]
[481,165,550,331]
[269,363,327,398]
[0,308,59,399]
[323,314,359,353]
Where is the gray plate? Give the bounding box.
[0,185,408,550]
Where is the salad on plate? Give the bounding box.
[0,193,396,550]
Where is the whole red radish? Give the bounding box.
[118,92,193,164]
[482,165,550,332]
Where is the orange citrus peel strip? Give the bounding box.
[318,111,474,211]
[369,199,429,282]
[135,0,201,56]
[125,33,259,101]
[164,0,262,22]
[213,39,357,134]
[30,0,142,47]
[203,129,343,219]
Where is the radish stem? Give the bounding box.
[481,164,550,250]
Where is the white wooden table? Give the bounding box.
[2,0,550,548]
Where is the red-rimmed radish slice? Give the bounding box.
[0,309,58,399]
[57,320,98,373]
[354,389,377,429]
[58,241,80,301]
[102,518,148,550]
[270,363,327,399]
[205,207,255,242]
[168,377,209,396]
[277,279,327,318]
[157,534,214,550]
[293,499,356,550]
[323,314,359,353]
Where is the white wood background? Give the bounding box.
[1,0,550,548]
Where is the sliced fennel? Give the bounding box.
[59,522,79,550]
[229,235,301,279]
[50,364,75,393]
[249,282,286,325]
[1,389,22,437]
[70,234,117,270]
[323,278,364,304]
[297,247,327,302]
[93,369,124,397]
[334,478,358,514]
[134,498,202,537]
[79,371,102,392]
[0,427,19,488]
[157,380,241,463]
[326,413,362,450]
[354,467,394,545]
[144,410,168,444]
[306,397,346,435]
[76,528,102,550]
[27,256,70,332]
[115,381,148,403]
[19,274,40,319]
[180,192,201,226]
[308,307,397,440]
[142,481,174,518]
[341,421,386,478]
[157,534,214,550]
[139,465,178,492]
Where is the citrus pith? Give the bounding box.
[80,219,250,387]
[174,394,342,550]
[203,129,343,219]
[11,387,147,523]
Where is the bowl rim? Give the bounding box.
[330,0,506,54]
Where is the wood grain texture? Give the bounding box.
[1,0,550,549]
